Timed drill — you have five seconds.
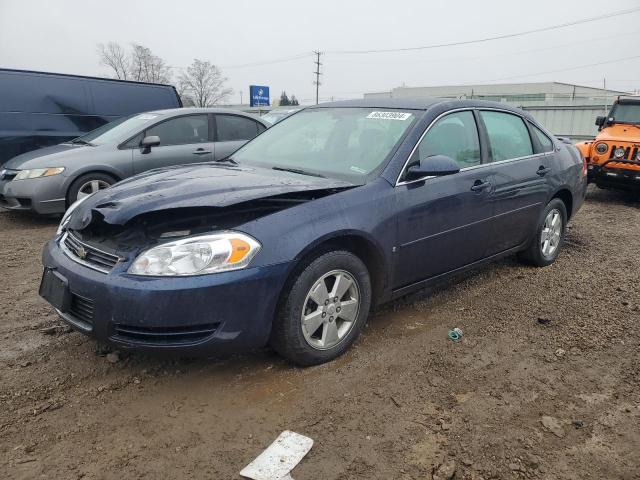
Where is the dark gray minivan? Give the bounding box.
[0,68,182,165]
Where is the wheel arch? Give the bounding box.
[284,231,390,307]
[551,188,573,220]
[64,169,122,205]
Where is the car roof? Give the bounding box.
[309,97,529,116]
[144,107,267,123]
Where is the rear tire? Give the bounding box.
[66,173,116,207]
[270,250,372,366]
[518,198,567,267]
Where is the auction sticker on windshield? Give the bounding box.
[366,111,412,121]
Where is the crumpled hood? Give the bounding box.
[68,163,354,229]
[2,143,96,170]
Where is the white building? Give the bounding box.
[365,82,632,140]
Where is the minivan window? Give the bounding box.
[480,111,533,162]
[415,111,481,168]
[146,115,209,146]
[231,108,417,182]
[217,115,259,141]
[531,124,554,153]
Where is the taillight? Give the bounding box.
[581,155,588,177]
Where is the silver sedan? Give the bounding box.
[0,107,267,214]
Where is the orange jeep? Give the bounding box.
[577,96,640,191]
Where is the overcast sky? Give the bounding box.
[1,0,639,104]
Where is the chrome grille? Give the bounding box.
[62,232,120,272]
[608,145,640,163]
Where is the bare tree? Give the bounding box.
[97,42,171,84]
[97,42,129,80]
[129,44,171,84]
[179,59,232,107]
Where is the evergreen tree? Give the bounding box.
[279,91,291,106]
[290,95,299,106]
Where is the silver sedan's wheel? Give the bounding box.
[301,269,360,350]
[77,179,111,200]
[540,208,562,258]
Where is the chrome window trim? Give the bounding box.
[395,106,546,187]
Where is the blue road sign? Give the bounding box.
[250,85,270,107]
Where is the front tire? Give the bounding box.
[66,173,116,207]
[518,198,567,267]
[270,250,372,366]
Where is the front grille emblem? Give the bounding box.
[76,246,87,259]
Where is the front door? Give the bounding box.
[394,110,495,289]
[132,114,214,174]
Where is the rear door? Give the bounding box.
[477,110,551,254]
[394,110,495,288]
[132,114,213,173]
[213,114,265,160]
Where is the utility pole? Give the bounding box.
[313,51,322,105]
[240,90,243,105]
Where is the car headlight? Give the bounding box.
[595,143,608,154]
[14,167,65,181]
[128,232,261,276]
[614,147,626,159]
[56,193,94,236]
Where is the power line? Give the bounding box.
[482,55,640,83]
[222,53,310,69]
[326,6,640,54]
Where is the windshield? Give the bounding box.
[231,108,419,182]
[610,102,640,125]
[73,113,164,146]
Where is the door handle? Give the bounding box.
[192,148,212,155]
[537,166,552,176]
[471,180,492,192]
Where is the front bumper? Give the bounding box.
[41,238,291,355]
[0,176,67,214]
[589,163,640,190]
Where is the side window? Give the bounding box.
[146,115,209,146]
[480,111,533,161]
[414,110,481,168]
[217,115,259,141]
[257,122,266,134]
[123,132,144,149]
[531,124,554,153]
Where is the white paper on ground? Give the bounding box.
[240,430,314,480]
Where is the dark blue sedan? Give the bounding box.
[40,98,587,365]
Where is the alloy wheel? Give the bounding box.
[301,269,360,350]
[540,208,562,258]
[77,179,111,200]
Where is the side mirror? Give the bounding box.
[406,155,460,181]
[140,135,160,154]
[595,116,606,128]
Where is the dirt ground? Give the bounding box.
[1,185,639,480]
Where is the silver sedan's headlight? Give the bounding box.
[14,167,65,180]
[56,193,94,236]
[128,232,261,276]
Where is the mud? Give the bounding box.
[1,185,639,479]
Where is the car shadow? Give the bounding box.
[0,209,60,230]
[586,183,640,206]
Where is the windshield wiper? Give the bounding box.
[70,138,95,146]
[272,166,326,178]
[213,156,238,165]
